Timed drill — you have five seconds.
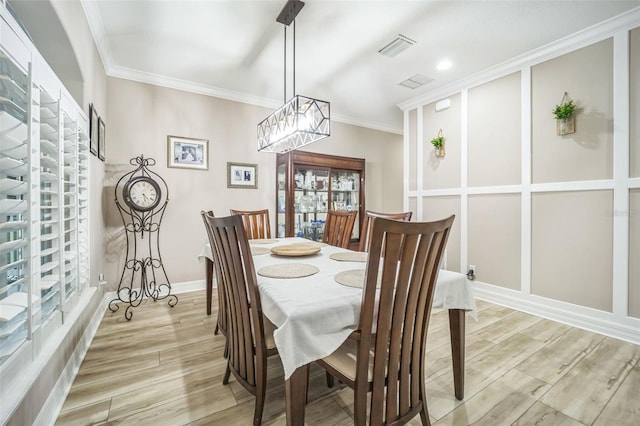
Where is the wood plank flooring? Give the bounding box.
[55,290,640,426]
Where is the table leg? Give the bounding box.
[448,308,465,400]
[205,258,213,316]
[285,364,309,426]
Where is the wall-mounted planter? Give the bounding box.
[553,92,576,136]
[556,116,575,136]
[431,129,446,158]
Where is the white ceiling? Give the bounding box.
[81,0,640,134]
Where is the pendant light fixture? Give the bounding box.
[257,0,330,153]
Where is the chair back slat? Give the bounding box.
[356,215,454,425]
[358,210,412,252]
[323,210,358,248]
[230,209,271,239]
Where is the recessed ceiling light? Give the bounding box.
[437,60,452,71]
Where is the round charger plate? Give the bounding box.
[334,269,382,289]
[257,263,319,279]
[251,238,279,244]
[271,243,321,257]
[250,246,271,256]
[329,252,368,262]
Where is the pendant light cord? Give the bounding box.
[293,19,296,97]
[283,26,287,103]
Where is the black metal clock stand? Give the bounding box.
[109,155,178,320]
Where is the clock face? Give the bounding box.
[124,176,162,212]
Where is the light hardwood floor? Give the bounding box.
[55,290,640,426]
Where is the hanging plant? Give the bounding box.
[430,129,446,158]
[553,92,576,135]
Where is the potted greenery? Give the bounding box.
[553,92,576,135]
[430,129,445,158]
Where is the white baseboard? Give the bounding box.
[473,281,640,345]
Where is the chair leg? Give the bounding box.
[223,363,231,385]
[253,384,266,426]
[419,403,430,425]
[214,321,220,335]
[325,372,335,388]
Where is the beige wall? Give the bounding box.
[423,94,461,190]
[422,196,461,271]
[531,190,613,311]
[105,77,403,288]
[468,72,521,186]
[468,194,521,290]
[631,27,640,178]
[531,39,614,184]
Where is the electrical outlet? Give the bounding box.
[98,273,105,284]
[467,265,476,280]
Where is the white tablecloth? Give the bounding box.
[199,237,476,379]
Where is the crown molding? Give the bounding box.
[398,6,640,111]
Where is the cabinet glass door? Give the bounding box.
[330,170,361,239]
[277,163,286,238]
[294,166,329,242]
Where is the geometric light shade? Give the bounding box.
[257,94,330,153]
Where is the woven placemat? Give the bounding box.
[250,246,271,256]
[334,269,381,289]
[329,252,368,262]
[251,238,279,244]
[258,263,319,279]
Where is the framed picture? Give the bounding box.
[227,162,258,189]
[167,135,209,170]
[89,103,99,156]
[98,117,106,161]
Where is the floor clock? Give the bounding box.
[109,155,178,319]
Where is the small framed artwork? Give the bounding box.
[227,162,258,189]
[89,104,99,156]
[167,135,209,170]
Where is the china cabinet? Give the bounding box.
[0,6,90,417]
[276,151,365,249]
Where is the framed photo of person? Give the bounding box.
[167,135,209,170]
[227,162,257,189]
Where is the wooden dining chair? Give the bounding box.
[322,210,358,248]
[202,213,278,426]
[230,208,271,239]
[358,210,413,252]
[200,211,227,340]
[316,215,455,425]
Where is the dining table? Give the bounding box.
[198,237,477,425]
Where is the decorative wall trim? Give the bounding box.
[474,281,640,345]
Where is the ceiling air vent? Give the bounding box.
[378,34,416,58]
[398,74,433,89]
